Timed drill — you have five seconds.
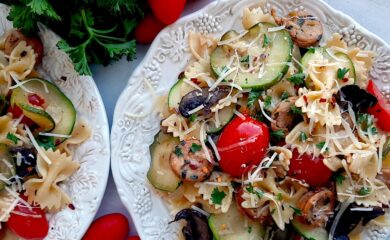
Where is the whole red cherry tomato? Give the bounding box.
[6,197,49,240]
[83,213,129,240]
[367,80,390,132]
[148,0,186,25]
[135,14,166,44]
[217,115,270,177]
[127,236,141,240]
[288,149,332,187]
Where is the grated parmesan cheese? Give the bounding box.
[25,125,52,165]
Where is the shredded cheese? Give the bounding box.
[187,105,204,115]
[267,25,285,32]
[25,125,52,164]
[191,205,210,217]
[207,135,220,161]
[38,132,72,138]
[328,197,354,240]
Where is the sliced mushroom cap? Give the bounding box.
[179,87,230,118]
[271,96,298,133]
[297,188,335,227]
[170,208,213,240]
[272,9,323,48]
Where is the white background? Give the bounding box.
[90,0,390,236]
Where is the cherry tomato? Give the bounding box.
[288,149,332,187]
[367,80,390,132]
[135,14,166,44]
[83,213,129,240]
[6,197,49,240]
[8,105,35,126]
[127,236,141,240]
[217,115,270,177]
[148,0,186,25]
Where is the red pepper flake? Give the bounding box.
[342,78,349,83]
[68,204,75,210]
[303,95,308,103]
[191,78,200,84]
[55,139,62,145]
[319,98,326,103]
[27,167,33,173]
[28,94,45,107]
[189,164,198,170]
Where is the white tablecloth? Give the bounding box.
[90,0,390,235]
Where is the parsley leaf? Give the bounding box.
[277,193,283,201]
[299,132,307,142]
[280,91,290,100]
[307,47,316,54]
[358,187,371,196]
[337,68,350,79]
[263,34,270,48]
[271,130,285,140]
[190,143,202,153]
[287,73,306,85]
[246,183,264,198]
[290,106,303,115]
[270,208,276,215]
[247,226,252,234]
[240,55,249,63]
[247,90,262,108]
[264,96,272,108]
[289,206,302,216]
[334,172,346,185]
[6,133,19,144]
[316,142,328,151]
[211,187,226,205]
[174,146,183,157]
[36,135,55,150]
[189,114,197,123]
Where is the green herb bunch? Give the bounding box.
[1,0,148,76]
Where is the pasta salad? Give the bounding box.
[148,2,390,240]
[0,30,90,239]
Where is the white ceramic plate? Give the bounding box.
[111,0,390,239]
[0,4,110,240]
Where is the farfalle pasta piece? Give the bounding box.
[325,33,348,49]
[242,4,275,30]
[195,172,233,213]
[0,114,22,146]
[0,190,18,222]
[24,149,80,212]
[347,48,375,87]
[188,31,218,61]
[184,59,214,84]
[337,175,390,207]
[6,41,36,80]
[269,146,292,177]
[346,143,378,179]
[161,113,199,141]
[57,120,91,156]
[211,91,243,112]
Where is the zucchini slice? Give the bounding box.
[301,47,356,88]
[208,202,265,240]
[11,78,76,143]
[206,104,236,134]
[211,22,293,90]
[0,144,16,191]
[147,132,181,192]
[291,218,328,240]
[168,78,196,110]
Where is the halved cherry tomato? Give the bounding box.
[288,149,332,187]
[8,105,35,126]
[367,80,390,132]
[83,213,129,240]
[217,115,270,177]
[6,196,49,240]
[148,0,186,25]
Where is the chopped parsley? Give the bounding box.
[280,91,290,100]
[270,208,276,215]
[299,132,307,142]
[264,96,272,108]
[287,73,305,85]
[289,206,302,216]
[307,47,316,54]
[246,183,264,198]
[247,226,252,234]
[358,187,371,196]
[334,172,346,185]
[240,55,249,63]
[337,67,350,79]
[247,90,262,108]
[189,114,197,122]
[277,193,283,201]
[174,146,183,157]
[370,127,378,135]
[36,136,55,150]
[221,66,229,74]
[290,105,303,115]
[190,143,202,153]
[271,130,285,140]
[6,132,19,144]
[263,34,270,48]
[316,142,328,151]
[211,187,226,205]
